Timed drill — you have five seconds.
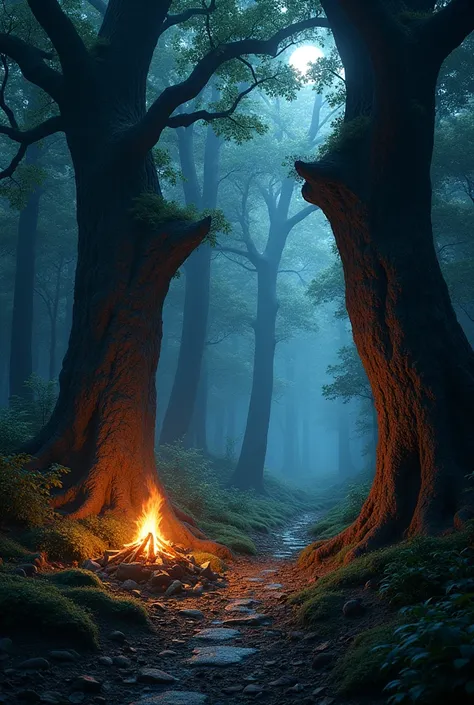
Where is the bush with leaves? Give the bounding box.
[0,454,68,528]
[378,593,474,705]
[0,408,32,454]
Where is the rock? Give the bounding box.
[313,641,330,652]
[116,563,151,583]
[138,668,177,684]
[113,656,132,668]
[167,565,186,581]
[122,677,138,685]
[68,695,85,704]
[342,599,365,617]
[165,580,183,597]
[19,658,50,671]
[150,573,173,591]
[158,650,177,657]
[41,693,66,704]
[98,656,113,667]
[312,687,325,697]
[131,590,141,598]
[178,609,204,620]
[187,646,257,667]
[128,693,207,705]
[121,579,140,591]
[0,637,13,653]
[18,564,38,577]
[222,686,243,694]
[150,601,167,612]
[269,676,297,687]
[311,653,335,670]
[286,684,305,693]
[82,559,102,572]
[109,630,126,643]
[223,614,271,627]
[261,569,277,574]
[72,677,102,693]
[246,578,264,583]
[193,628,240,642]
[13,568,27,577]
[192,584,204,596]
[200,562,218,581]
[49,651,76,662]
[364,579,378,591]
[224,605,253,614]
[242,685,265,695]
[264,583,283,590]
[16,691,40,702]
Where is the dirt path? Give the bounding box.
[2,515,381,705]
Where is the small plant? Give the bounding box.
[0,407,32,454]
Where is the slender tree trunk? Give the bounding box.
[9,144,42,400]
[48,256,64,380]
[231,262,278,491]
[193,351,208,452]
[337,403,354,477]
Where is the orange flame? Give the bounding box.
[126,485,174,561]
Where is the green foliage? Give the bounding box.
[130,193,194,229]
[0,454,68,528]
[319,115,372,157]
[61,587,148,624]
[0,574,98,648]
[0,164,46,210]
[323,345,371,403]
[295,590,344,625]
[310,476,370,540]
[332,623,399,695]
[7,374,58,440]
[380,595,474,704]
[153,147,182,186]
[42,568,103,588]
[0,408,32,454]
[0,534,32,559]
[23,520,108,562]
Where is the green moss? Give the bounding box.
[332,623,398,695]
[61,587,148,624]
[200,521,257,555]
[0,574,98,647]
[43,569,103,588]
[192,552,228,573]
[319,115,371,157]
[80,515,132,547]
[130,193,193,229]
[22,521,107,562]
[295,590,344,626]
[0,534,32,559]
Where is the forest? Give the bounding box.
[0,1,474,704]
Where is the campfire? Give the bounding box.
[88,487,222,596]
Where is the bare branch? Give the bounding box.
[27,0,91,79]
[217,249,258,272]
[278,268,308,285]
[286,204,318,231]
[160,0,216,35]
[131,15,331,154]
[0,116,63,144]
[0,33,62,99]
[206,331,234,346]
[0,56,18,128]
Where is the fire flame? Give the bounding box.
[125,485,174,561]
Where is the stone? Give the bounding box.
[286,684,305,693]
[270,676,297,687]
[122,677,138,685]
[68,695,85,704]
[223,614,271,627]
[131,590,141,598]
[222,686,243,694]
[150,601,166,612]
[98,657,113,667]
[193,628,240,642]
[192,584,204,596]
[264,583,283,590]
[158,650,177,657]
[242,685,265,695]
[17,691,40,702]
[116,563,151,583]
[178,609,204,620]
[313,641,330,652]
[342,599,365,617]
[187,646,257,667]
[246,578,264,583]
[228,599,260,608]
[109,630,126,643]
[224,605,253,614]
[129,693,207,705]
[121,579,140,591]
[311,653,335,670]
[41,693,66,704]
[13,568,27,577]
[312,687,325,697]
[71,677,102,693]
[113,656,132,668]
[82,560,102,572]
[138,668,177,684]
[19,658,50,671]
[261,569,277,574]
[49,651,76,662]
[0,637,13,653]
[165,580,183,597]
[150,573,173,591]
[167,565,186,581]
[18,564,38,577]
[200,562,218,581]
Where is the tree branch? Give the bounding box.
[0,116,63,144]
[278,268,309,285]
[160,0,216,35]
[0,33,63,100]
[217,249,258,272]
[0,142,27,180]
[286,204,318,231]
[419,0,474,63]
[130,15,330,154]
[26,0,91,79]
[0,56,18,128]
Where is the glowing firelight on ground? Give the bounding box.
[125,485,175,561]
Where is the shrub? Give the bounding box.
[379,595,474,704]
[61,587,148,624]
[0,408,32,454]
[295,590,344,626]
[0,574,98,647]
[0,455,68,528]
[43,569,103,588]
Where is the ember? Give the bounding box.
[90,486,223,595]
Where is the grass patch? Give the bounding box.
[0,533,32,559]
[295,590,344,626]
[61,587,148,624]
[192,552,228,573]
[21,521,107,562]
[332,622,398,695]
[42,568,103,588]
[0,574,98,647]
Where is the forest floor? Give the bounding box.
[0,514,387,705]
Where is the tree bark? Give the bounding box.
[296,0,474,563]
[9,144,42,400]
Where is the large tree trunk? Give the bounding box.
[9,145,42,400]
[296,0,474,562]
[25,108,230,557]
[231,261,278,491]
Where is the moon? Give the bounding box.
[289,45,324,76]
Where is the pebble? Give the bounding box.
[68,695,85,704]
[82,560,101,572]
[49,651,76,662]
[193,628,240,642]
[116,563,151,583]
[178,609,204,620]
[286,683,305,693]
[192,584,204,596]
[313,641,330,652]
[269,676,297,687]
[165,580,183,597]
[311,653,334,670]
[222,686,243,694]
[264,583,283,590]
[19,564,38,577]
[223,614,271,627]
[187,646,257,667]
[19,658,50,671]
[109,630,126,643]
[121,579,140,591]
[318,699,335,705]
[342,599,365,617]
[242,684,265,695]
[138,668,177,683]
[128,693,207,704]
[158,650,177,657]
[71,676,102,693]
[98,657,113,667]
[113,656,132,668]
